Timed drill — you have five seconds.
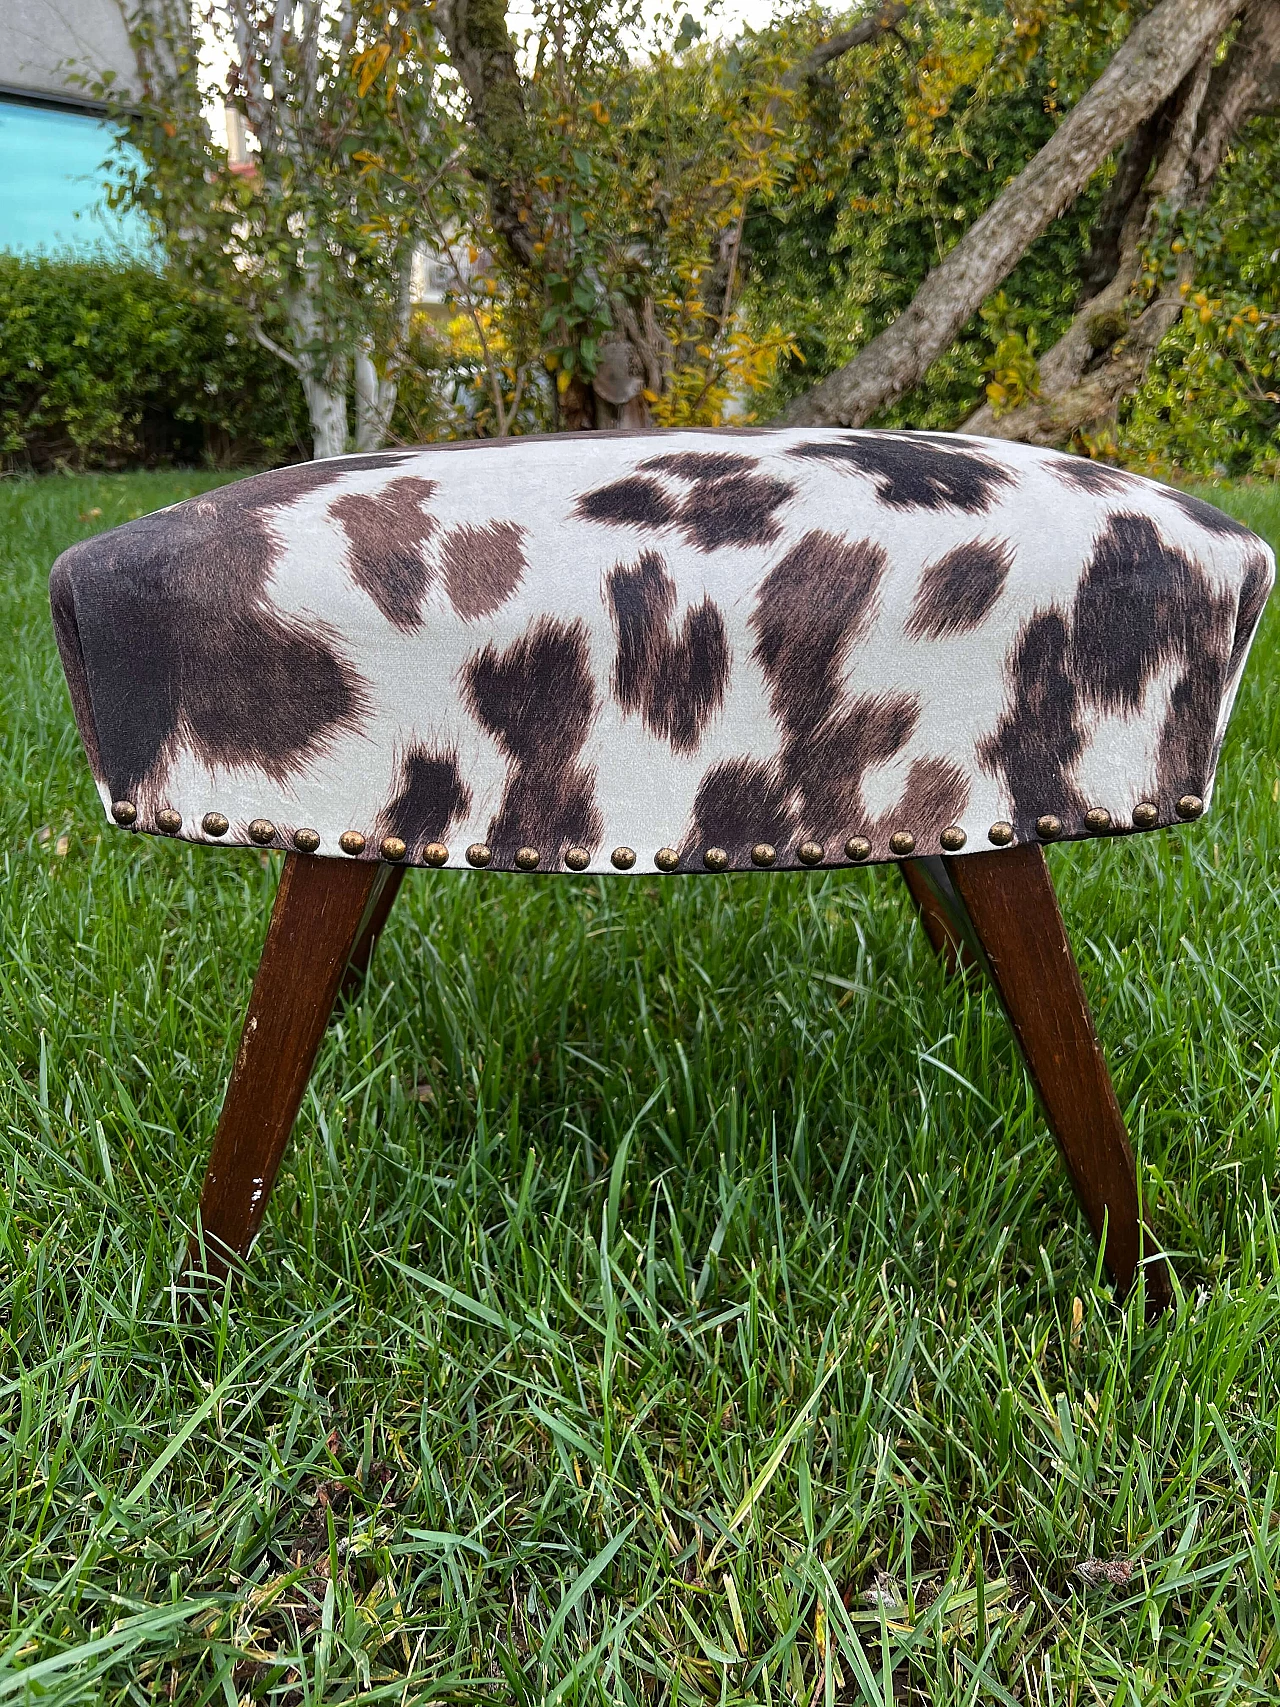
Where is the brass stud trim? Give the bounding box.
[339,830,366,856]
[611,846,636,870]
[654,847,680,872]
[844,836,871,862]
[201,812,229,837]
[156,808,182,835]
[1131,801,1158,829]
[701,846,727,871]
[988,820,1014,847]
[564,846,590,871]
[798,840,824,866]
[515,846,540,870]
[939,826,966,852]
[111,800,137,826]
[1176,794,1204,820]
[380,835,407,862]
[293,828,320,853]
[424,841,448,866]
[1084,807,1112,834]
[1036,814,1062,841]
[889,830,915,857]
[751,843,776,867]
[248,818,276,845]
[467,842,492,867]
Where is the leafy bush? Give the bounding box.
[1114,119,1280,478]
[0,254,308,471]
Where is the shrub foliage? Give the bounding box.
[0,255,309,471]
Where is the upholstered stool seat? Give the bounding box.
[50,430,1271,873]
[50,430,1274,1308]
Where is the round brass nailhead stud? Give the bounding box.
[515,846,540,870]
[1177,794,1204,820]
[156,808,182,835]
[1084,807,1112,834]
[988,821,1014,847]
[845,836,871,862]
[751,843,776,867]
[889,830,915,857]
[248,818,276,845]
[293,827,320,853]
[467,843,492,867]
[564,846,590,871]
[1131,801,1158,829]
[703,847,729,871]
[424,841,448,866]
[798,840,824,866]
[111,800,137,826]
[380,835,407,862]
[339,830,366,856]
[940,826,966,852]
[655,847,680,872]
[201,812,229,837]
[611,846,636,870]
[1036,814,1062,841]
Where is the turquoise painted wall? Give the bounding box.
[0,101,150,255]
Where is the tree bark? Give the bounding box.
[964,0,1280,445]
[782,0,1246,429]
[1075,101,1175,298]
[433,0,537,270]
[288,279,350,459]
[354,339,395,452]
[303,372,350,459]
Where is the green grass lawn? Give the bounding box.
[2,470,1279,1706]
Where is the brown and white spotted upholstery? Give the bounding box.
[49,430,1273,876]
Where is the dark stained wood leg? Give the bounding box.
[189,854,384,1286]
[339,864,406,1001]
[900,857,981,979]
[943,844,1171,1315]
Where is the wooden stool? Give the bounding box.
[50,430,1274,1310]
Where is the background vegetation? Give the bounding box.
[5,0,1276,471]
[3,471,1278,1704]
[0,257,309,471]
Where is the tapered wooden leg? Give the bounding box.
[900,858,981,979]
[339,864,406,1001]
[943,844,1171,1314]
[189,854,384,1284]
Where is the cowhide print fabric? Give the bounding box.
[49,430,1274,876]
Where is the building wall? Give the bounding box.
[2,0,136,106]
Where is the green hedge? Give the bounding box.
[0,254,308,471]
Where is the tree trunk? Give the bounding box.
[782,0,1246,429]
[303,373,350,459]
[964,0,1280,446]
[354,337,397,452]
[287,270,350,459]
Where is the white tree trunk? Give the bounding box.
[303,372,350,459]
[354,337,397,452]
[287,273,350,459]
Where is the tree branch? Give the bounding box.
[964,0,1280,444]
[1076,101,1174,298]
[252,321,304,372]
[1182,0,1280,195]
[782,0,1246,428]
[782,0,911,90]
